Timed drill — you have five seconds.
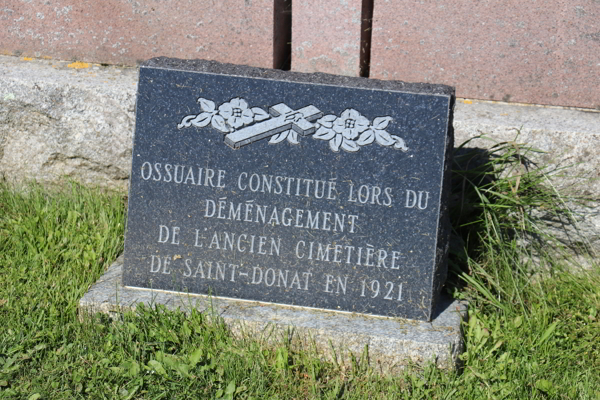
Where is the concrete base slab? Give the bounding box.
[79,256,467,373]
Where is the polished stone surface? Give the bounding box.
[370,0,600,109]
[291,0,364,77]
[123,57,454,321]
[1,0,284,68]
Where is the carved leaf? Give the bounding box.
[198,98,216,113]
[357,129,375,145]
[372,116,393,130]
[313,126,336,141]
[341,138,360,152]
[392,135,409,151]
[329,134,342,152]
[317,114,337,129]
[269,131,288,144]
[177,115,196,129]
[374,129,395,146]
[191,112,212,128]
[211,115,230,133]
[252,107,270,121]
[287,131,299,144]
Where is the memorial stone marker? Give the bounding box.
[123,57,454,322]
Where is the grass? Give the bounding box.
[1,137,599,399]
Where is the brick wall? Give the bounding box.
[2,0,598,108]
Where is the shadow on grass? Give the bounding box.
[445,134,596,309]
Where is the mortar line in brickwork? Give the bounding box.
[360,0,374,77]
[273,0,292,70]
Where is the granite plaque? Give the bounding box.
[123,57,454,321]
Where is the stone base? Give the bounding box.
[79,256,467,374]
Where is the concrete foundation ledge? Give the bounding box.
[2,54,598,256]
[79,256,467,373]
[1,55,599,193]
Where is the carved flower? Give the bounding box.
[332,109,370,140]
[218,98,254,129]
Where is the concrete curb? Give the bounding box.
[0,56,137,191]
[2,56,598,191]
[1,55,599,255]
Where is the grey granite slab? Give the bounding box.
[123,57,454,321]
[80,256,466,373]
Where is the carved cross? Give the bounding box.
[224,103,323,149]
